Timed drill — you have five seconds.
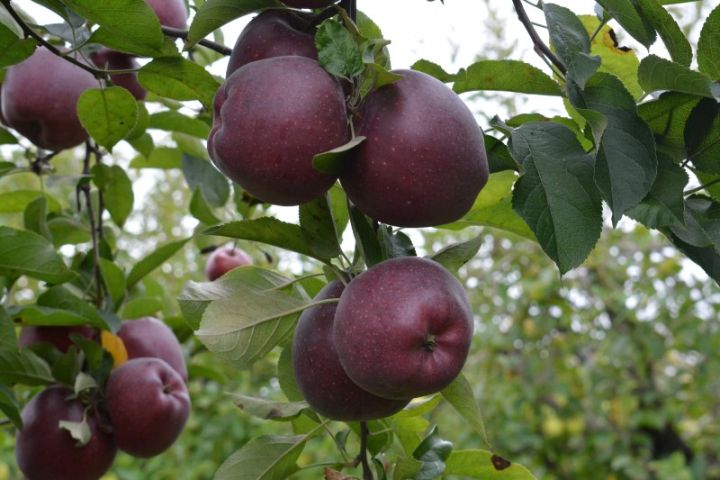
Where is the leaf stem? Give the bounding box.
[80,141,105,308]
[161,26,232,56]
[511,0,567,75]
[684,177,720,196]
[359,421,373,480]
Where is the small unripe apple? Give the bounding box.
[293,281,409,421]
[145,0,188,29]
[205,246,253,281]
[90,49,145,100]
[16,386,117,480]
[227,9,317,77]
[334,257,473,400]
[282,0,336,8]
[209,56,349,205]
[340,69,489,227]
[105,358,191,458]
[19,325,96,352]
[117,317,187,381]
[2,47,96,151]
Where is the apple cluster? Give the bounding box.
[209,4,489,228]
[15,318,190,480]
[292,256,474,420]
[0,0,187,151]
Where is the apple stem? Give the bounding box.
[359,421,373,480]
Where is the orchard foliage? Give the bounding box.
[0,0,718,479]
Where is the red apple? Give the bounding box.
[145,0,188,29]
[117,317,187,381]
[105,358,191,458]
[19,326,96,352]
[205,246,253,281]
[91,49,145,100]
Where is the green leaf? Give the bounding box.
[215,434,310,480]
[578,15,643,99]
[0,191,61,213]
[277,347,303,402]
[0,308,17,351]
[48,217,91,247]
[77,87,139,150]
[670,197,720,252]
[636,0,692,67]
[570,73,658,224]
[205,218,329,261]
[445,450,537,479]
[627,153,688,228]
[431,236,483,274]
[300,194,343,260]
[348,203,383,267]
[24,197,52,241]
[0,24,36,68]
[181,154,230,207]
[126,237,191,289]
[441,374,489,439]
[684,97,720,173]
[0,386,21,429]
[668,232,720,285]
[638,92,701,161]
[440,171,535,240]
[59,419,91,446]
[698,3,720,80]
[130,146,182,169]
[149,111,211,138]
[377,227,416,260]
[510,122,603,273]
[0,227,75,284]
[412,426,453,480]
[0,349,53,386]
[138,57,221,109]
[99,259,125,304]
[120,296,162,319]
[92,164,134,227]
[485,136,519,173]
[638,54,718,98]
[316,19,364,79]
[228,393,308,421]
[411,59,456,83]
[189,187,221,225]
[543,4,600,89]
[187,0,275,47]
[61,0,163,56]
[35,286,110,329]
[453,60,561,96]
[312,136,366,176]
[596,0,657,48]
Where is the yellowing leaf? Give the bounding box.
[101,331,128,367]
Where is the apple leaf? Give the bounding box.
[627,153,688,229]
[412,426,453,480]
[61,0,164,56]
[92,164,134,227]
[59,418,91,447]
[312,136,366,176]
[126,237,191,289]
[595,0,657,48]
[635,0,692,67]
[638,92,702,161]
[638,55,719,98]
[510,122,603,274]
[0,348,54,386]
[138,57,221,109]
[684,97,720,173]
[24,197,52,242]
[377,227,416,260]
[0,24,36,68]
[316,19,364,79]
[300,194,343,260]
[698,3,720,80]
[99,259,126,305]
[77,87,139,151]
[441,374,489,440]
[277,346,304,402]
[228,393,309,422]
[411,59,456,83]
[484,136,519,174]
[215,434,314,480]
[189,187,221,225]
[569,73,658,224]
[186,0,274,48]
[445,450,538,479]
[0,191,61,214]
[0,227,75,284]
[543,4,600,89]
[669,197,720,252]
[667,232,720,284]
[453,60,562,96]
[431,236,483,274]
[0,308,17,352]
[181,154,230,208]
[120,296,162,319]
[348,204,383,267]
[0,385,21,429]
[35,286,111,329]
[131,147,182,169]
[149,111,211,138]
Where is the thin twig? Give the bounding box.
[511,0,567,75]
[81,141,105,308]
[359,422,373,480]
[161,26,232,56]
[684,177,720,196]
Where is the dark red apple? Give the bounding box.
[145,0,188,29]
[282,0,336,8]
[2,47,96,151]
[334,257,473,400]
[16,386,117,480]
[19,325,96,352]
[340,69,489,227]
[209,56,348,205]
[91,49,146,100]
[117,317,187,381]
[205,246,253,281]
[293,281,409,420]
[226,9,318,77]
[105,357,190,458]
